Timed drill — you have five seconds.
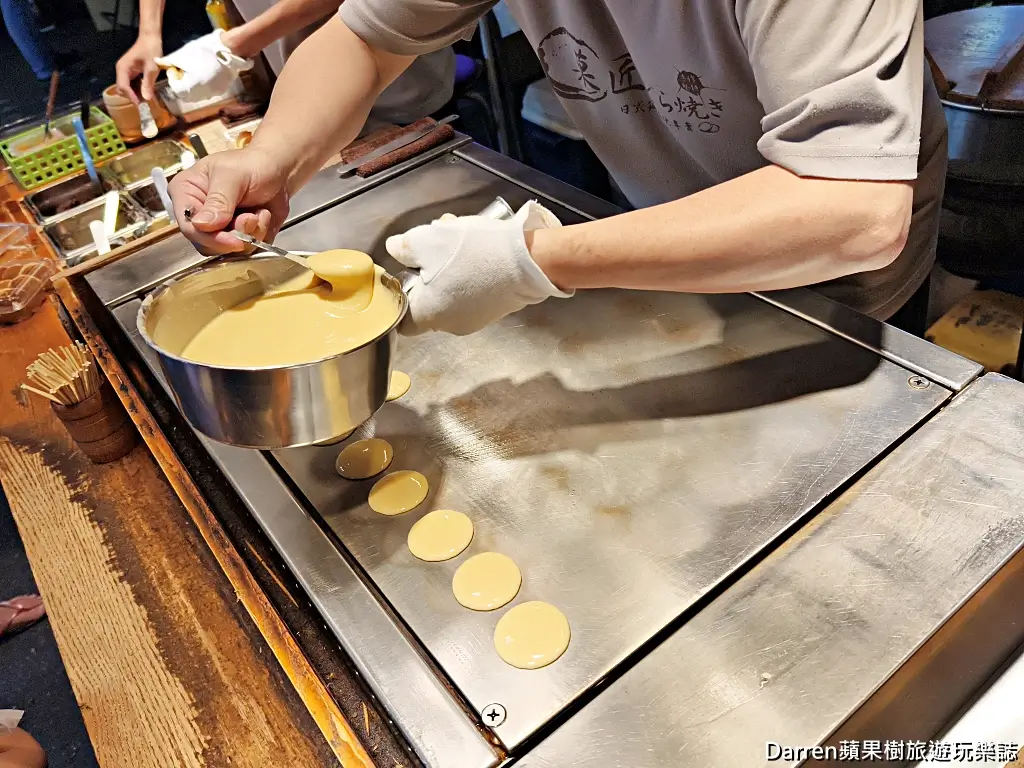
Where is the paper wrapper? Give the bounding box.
[0,710,24,733]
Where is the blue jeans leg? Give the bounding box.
[1,0,55,79]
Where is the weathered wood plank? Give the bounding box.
[1,292,338,767]
[52,276,376,768]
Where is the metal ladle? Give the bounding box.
[231,231,309,269]
[231,195,515,280]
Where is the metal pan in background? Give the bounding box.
[102,140,188,189]
[45,193,149,264]
[128,175,177,221]
[24,171,120,225]
[943,101,1024,185]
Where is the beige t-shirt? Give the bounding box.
[339,0,946,319]
[232,0,456,125]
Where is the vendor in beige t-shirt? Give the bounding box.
[168,0,946,335]
[116,0,454,127]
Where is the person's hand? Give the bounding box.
[0,727,46,768]
[169,148,289,255]
[385,201,572,336]
[115,33,163,104]
[154,31,253,102]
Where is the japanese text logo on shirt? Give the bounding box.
[536,27,726,135]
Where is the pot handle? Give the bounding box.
[396,196,515,294]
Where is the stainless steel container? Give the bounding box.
[128,177,175,220]
[44,194,149,264]
[102,140,186,189]
[25,172,118,224]
[137,254,408,449]
[136,195,514,449]
[944,101,1024,185]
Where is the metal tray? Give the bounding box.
[85,143,990,768]
[101,140,186,189]
[268,155,954,749]
[45,193,149,264]
[25,172,120,224]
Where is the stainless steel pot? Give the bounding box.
[136,196,514,449]
[138,253,406,449]
[944,101,1024,185]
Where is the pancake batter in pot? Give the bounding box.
[181,249,402,368]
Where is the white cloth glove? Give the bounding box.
[386,201,573,336]
[155,31,252,101]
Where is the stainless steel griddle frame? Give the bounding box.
[80,139,1024,768]
[518,372,1024,768]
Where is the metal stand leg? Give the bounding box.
[1015,316,1024,380]
[476,13,524,162]
[477,16,510,157]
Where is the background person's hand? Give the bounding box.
[386,201,572,336]
[115,33,163,103]
[169,149,290,255]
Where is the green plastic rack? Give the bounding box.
[0,107,127,191]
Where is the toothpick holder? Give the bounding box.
[51,379,138,463]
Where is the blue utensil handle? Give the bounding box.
[71,116,101,186]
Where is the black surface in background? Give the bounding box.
[0,0,1018,126]
[0,483,100,768]
[0,0,209,127]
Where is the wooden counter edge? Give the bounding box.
[51,275,375,768]
[53,224,180,281]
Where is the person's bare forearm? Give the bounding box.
[248,17,414,193]
[530,165,913,294]
[137,0,164,39]
[221,0,339,59]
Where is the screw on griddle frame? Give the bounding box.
[908,375,930,390]
[481,703,506,727]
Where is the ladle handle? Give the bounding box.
[396,196,515,294]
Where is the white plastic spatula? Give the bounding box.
[89,220,111,255]
[102,190,119,237]
[150,167,176,223]
[137,102,158,139]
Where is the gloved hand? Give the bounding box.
[155,31,252,102]
[386,201,572,336]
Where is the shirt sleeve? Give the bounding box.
[339,0,498,56]
[735,0,924,181]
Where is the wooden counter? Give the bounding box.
[1,296,336,768]
[0,168,375,767]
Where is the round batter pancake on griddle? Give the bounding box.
[494,601,570,670]
[408,509,474,562]
[452,552,522,611]
[387,370,411,401]
[336,438,394,479]
[368,470,428,515]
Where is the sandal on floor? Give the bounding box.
[0,595,46,638]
